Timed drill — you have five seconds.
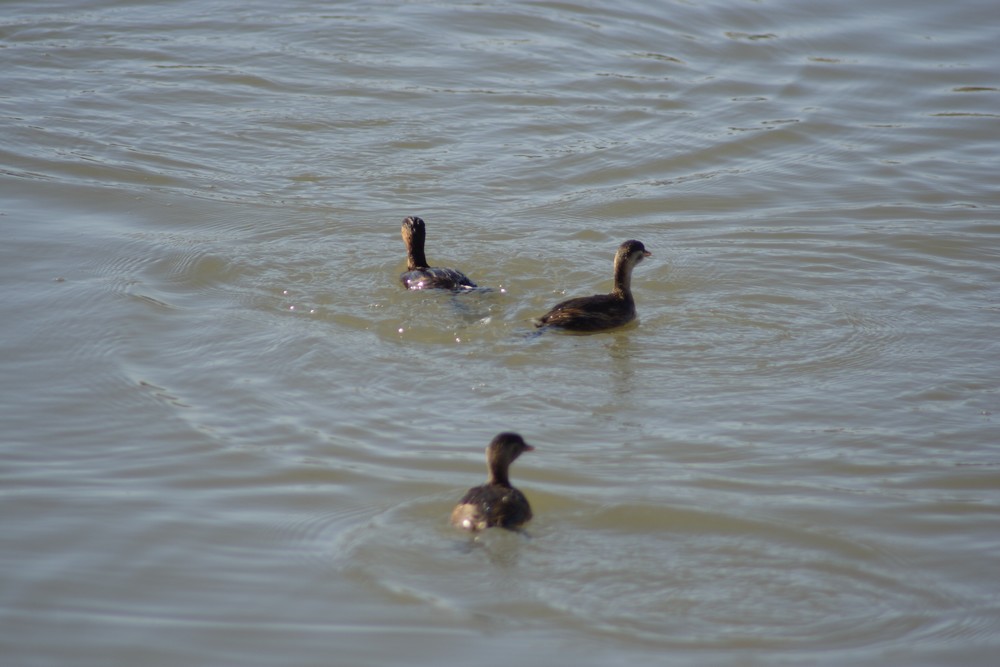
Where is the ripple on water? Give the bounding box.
[375,287,511,346]
[329,494,955,650]
[652,292,905,392]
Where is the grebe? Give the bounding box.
[451,432,534,531]
[535,239,650,332]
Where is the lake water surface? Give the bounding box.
[2,1,999,665]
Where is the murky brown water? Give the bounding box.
[3,1,999,665]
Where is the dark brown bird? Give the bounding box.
[451,432,534,532]
[535,239,651,332]
[399,215,477,290]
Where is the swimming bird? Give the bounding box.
[399,215,477,290]
[451,432,534,531]
[535,239,651,332]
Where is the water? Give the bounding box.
[2,1,999,665]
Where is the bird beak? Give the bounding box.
[643,250,652,257]
[524,444,536,452]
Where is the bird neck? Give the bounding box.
[406,239,429,270]
[488,461,512,487]
[612,259,634,298]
